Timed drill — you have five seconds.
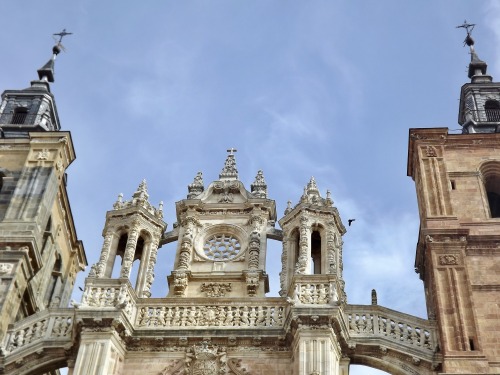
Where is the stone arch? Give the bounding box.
[8,351,71,375]
[349,352,434,375]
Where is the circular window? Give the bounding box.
[203,234,241,261]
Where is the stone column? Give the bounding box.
[102,232,119,278]
[296,217,310,274]
[120,227,139,279]
[135,237,151,297]
[279,235,289,297]
[136,233,160,298]
[143,240,159,297]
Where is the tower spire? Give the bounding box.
[456,21,491,82]
[36,29,72,84]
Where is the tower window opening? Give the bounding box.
[450,180,456,190]
[485,174,500,218]
[111,233,128,278]
[484,100,500,122]
[469,338,476,351]
[17,289,36,321]
[311,230,322,274]
[11,107,28,125]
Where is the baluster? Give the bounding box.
[373,313,379,335]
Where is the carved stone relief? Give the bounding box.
[185,341,227,375]
[438,254,459,266]
[0,263,13,275]
[200,283,232,297]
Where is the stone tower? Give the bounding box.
[0,38,86,346]
[408,27,500,374]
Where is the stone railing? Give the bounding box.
[2,308,74,355]
[290,275,340,305]
[80,278,136,321]
[293,282,336,305]
[345,305,437,352]
[135,299,287,329]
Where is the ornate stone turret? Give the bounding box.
[457,21,500,133]
[280,178,347,375]
[279,177,346,303]
[88,180,166,297]
[166,149,277,298]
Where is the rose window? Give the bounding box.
[203,234,241,261]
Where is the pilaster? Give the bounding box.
[73,325,126,375]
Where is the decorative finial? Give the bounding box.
[132,179,149,201]
[113,193,124,209]
[371,289,378,305]
[219,149,238,180]
[187,171,204,199]
[251,170,267,198]
[326,189,333,206]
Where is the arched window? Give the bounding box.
[11,107,28,124]
[484,100,500,122]
[481,162,500,218]
[311,230,322,274]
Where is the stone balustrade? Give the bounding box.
[2,308,74,354]
[290,275,340,305]
[293,282,336,305]
[80,278,136,320]
[135,299,287,328]
[345,305,437,352]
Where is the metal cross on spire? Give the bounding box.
[53,29,73,44]
[456,20,476,47]
[52,29,73,55]
[227,148,237,155]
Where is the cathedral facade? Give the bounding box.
[0,30,498,375]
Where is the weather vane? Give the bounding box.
[456,20,476,47]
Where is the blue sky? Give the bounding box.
[2,2,499,374]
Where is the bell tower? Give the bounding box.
[408,23,500,374]
[166,149,277,298]
[0,34,86,339]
